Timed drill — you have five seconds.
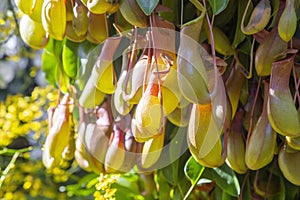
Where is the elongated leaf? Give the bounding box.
[238,175,252,200]
[209,0,229,15]
[114,175,141,194]
[232,0,253,48]
[222,191,235,200]
[214,0,237,27]
[78,43,102,90]
[160,0,180,24]
[113,185,144,200]
[136,0,159,16]
[212,164,240,197]
[211,185,223,200]
[113,174,145,199]
[162,150,190,187]
[284,177,299,199]
[165,127,190,185]
[66,173,98,196]
[157,171,172,199]
[42,38,69,92]
[269,0,280,28]
[41,49,58,87]
[169,127,187,161]
[173,186,185,200]
[62,39,79,79]
[42,38,63,87]
[55,61,70,93]
[162,159,179,186]
[278,175,285,200]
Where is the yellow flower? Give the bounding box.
[13,191,27,200]
[4,192,13,200]
[7,105,17,114]
[33,178,42,191]
[0,134,11,146]
[29,103,40,113]
[31,88,39,100]
[94,191,102,199]
[33,110,43,119]
[0,118,5,127]
[30,121,42,132]
[17,98,28,109]
[19,109,34,122]
[5,112,15,121]
[3,120,12,131]
[104,188,117,199]
[22,152,30,159]
[23,181,32,190]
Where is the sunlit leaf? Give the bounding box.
[42,38,70,92]
[62,39,80,80]
[41,49,57,87]
[184,156,205,184]
[113,174,144,199]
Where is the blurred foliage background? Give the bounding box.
[1,0,300,199]
[0,1,93,199]
[0,1,157,199]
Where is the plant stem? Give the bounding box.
[0,146,32,155]
[0,152,20,188]
[183,166,205,200]
[246,77,262,146]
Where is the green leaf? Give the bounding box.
[67,187,95,197]
[184,156,205,184]
[232,0,253,48]
[239,176,252,200]
[173,186,184,200]
[41,49,57,87]
[208,0,229,15]
[184,156,205,199]
[181,0,206,30]
[66,173,98,197]
[284,177,299,199]
[278,175,285,200]
[111,173,147,199]
[183,2,198,24]
[113,183,145,200]
[114,173,142,195]
[136,0,159,16]
[211,164,240,197]
[214,0,237,27]
[55,60,70,93]
[211,185,223,200]
[77,43,102,90]
[62,39,80,80]
[222,191,235,200]
[162,160,179,186]
[160,0,180,25]
[269,0,280,28]
[161,127,188,186]
[42,38,69,92]
[157,171,172,200]
[297,1,300,20]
